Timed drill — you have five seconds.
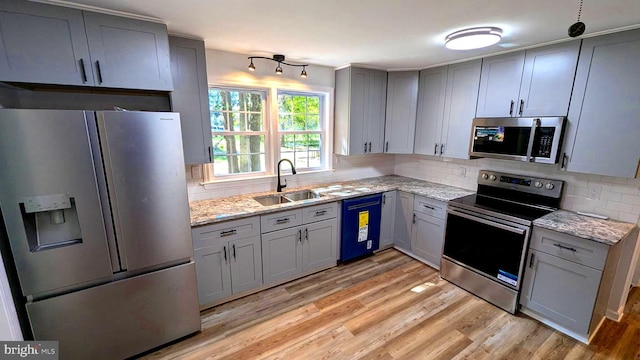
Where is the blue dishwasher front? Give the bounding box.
[340,194,383,262]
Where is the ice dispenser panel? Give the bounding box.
[20,194,83,251]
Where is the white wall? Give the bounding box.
[0,255,22,340]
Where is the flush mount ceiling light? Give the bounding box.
[247,54,309,78]
[445,27,503,50]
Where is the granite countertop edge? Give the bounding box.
[190,175,474,227]
[532,209,638,246]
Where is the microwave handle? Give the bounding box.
[525,118,541,162]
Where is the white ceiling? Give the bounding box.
[47,0,640,70]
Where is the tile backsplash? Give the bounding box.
[394,155,640,225]
[186,154,396,202]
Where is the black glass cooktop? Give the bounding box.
[449,193,554,222]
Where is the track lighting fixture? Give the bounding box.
[246,54,309,78]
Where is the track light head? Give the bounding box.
[248,60,255,71]
[300,66,307,78]
[275,63,283,75]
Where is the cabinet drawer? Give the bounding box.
[302,202,338,224]
[413,196,446,219]
[530,227,609,270]
[192,216,260,249]
[261,209,303,233]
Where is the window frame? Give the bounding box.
[276,90,326,172]
[203,84,333,183]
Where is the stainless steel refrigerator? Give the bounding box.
[0,109,201,359]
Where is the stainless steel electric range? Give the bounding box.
[440,170,564,314]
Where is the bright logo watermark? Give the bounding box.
[1,341,58,359]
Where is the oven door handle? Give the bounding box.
[448,210,527,235]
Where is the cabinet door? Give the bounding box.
[519,41,580,117]
[193,244,232,305]
[414,66,448,155]
[384,71,418,154]
[229,236,263,294]
[366,69,388,153]
[410,212,445,269]
[476,52,525,117]
[261,227,303,285]
[348,67,367,155]
[379,191,396,249]
[393,191,414,251]
[0,1,93,86]
[83,11,172,91]
[169,36,212,164]
[520,250,602,335]
[441,59,482,159]
[303,219,337,272]
[564,29,640,178]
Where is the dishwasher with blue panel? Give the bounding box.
[340,194,382,262]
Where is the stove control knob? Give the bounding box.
[545,183,555,190]
[489,175,497,181]
[534,181,543,188]
[481,173,489,180]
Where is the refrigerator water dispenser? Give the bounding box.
[20,194,83,251]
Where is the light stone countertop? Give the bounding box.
[533,210,638,246]
[190,175,474,227]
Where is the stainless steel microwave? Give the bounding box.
[469,117,566,164]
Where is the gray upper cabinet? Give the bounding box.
[83,12,172,91]
[440,60,482,159]
[384,71,418,154]
[414,66,448,156]
[0,1,172,91]
[476,41,580,117]
[0,1,93,86]
[169,36,212,164]
[334,66,387,155]
[563,29,640,178]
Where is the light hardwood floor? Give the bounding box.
[141,249,640,359]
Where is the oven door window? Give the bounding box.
[443,212,527,289]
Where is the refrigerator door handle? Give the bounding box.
[86,114,123,273]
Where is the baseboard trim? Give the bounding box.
[606,305,624,322]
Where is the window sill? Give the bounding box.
[201,168,335,189]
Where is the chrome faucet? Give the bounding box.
[277,159,297,192]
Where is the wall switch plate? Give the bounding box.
[587,184,602,200]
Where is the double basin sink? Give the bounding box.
[253,190,322,206]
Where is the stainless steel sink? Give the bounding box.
[283,190,322,202]
[253,194,292,206]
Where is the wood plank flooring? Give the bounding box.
[141,249,640,359]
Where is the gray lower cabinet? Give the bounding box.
[520,226,610,340]
[410,196,446,269]
[261,203,338,286]
[562,28,640,178]
[169,36,212,164]
[379,191,396,249]
[393,191,414,251]
[0,1,172,91]
[192,216,263,306]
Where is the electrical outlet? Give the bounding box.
[458,167,466,177]
[588,184,602,200]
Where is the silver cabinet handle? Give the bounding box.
[519,99,525,115]
[553,243,577,252]
[223,246,227,262]
[298,229,302,242]
[509,100,514,116]
[220,229,237,237]
[315,210,327,216]
[232,244,236,259]
[422,204,435,210]
[276,218,290,224]
[434,143,438,155]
